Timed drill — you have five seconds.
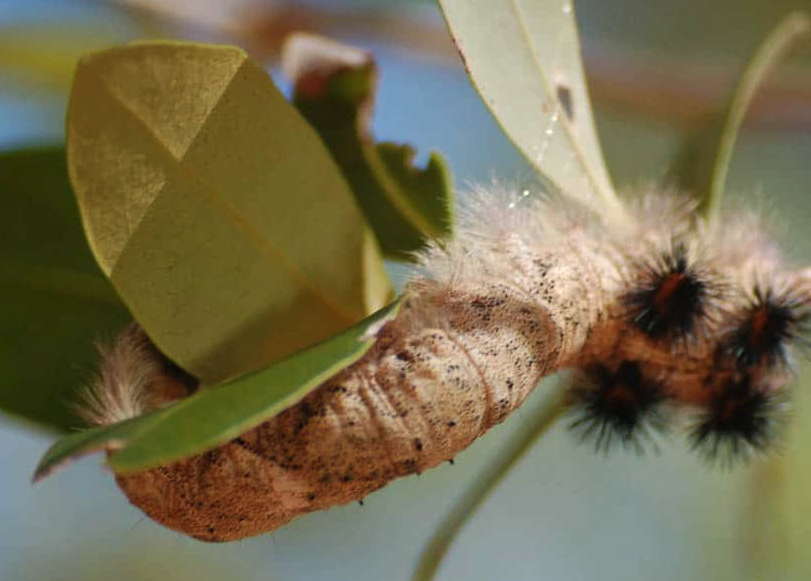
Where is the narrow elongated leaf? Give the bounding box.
[437,0,622,215]
[0,147,131,431]
[67,41,392,386]
[33,298,401,480]
[282,33,453,261]
[670,12,811,224]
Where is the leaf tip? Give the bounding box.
[281,32,373,100]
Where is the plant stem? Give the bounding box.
[700,11,811,224]
[411,384,568,581]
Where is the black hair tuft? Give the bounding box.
[567,361,670,455]
[722,284,811,370]
[689,375,788,467]
[624,242,720,343]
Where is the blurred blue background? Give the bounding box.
[2,0,811,580]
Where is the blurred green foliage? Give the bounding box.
[0,148,130,431]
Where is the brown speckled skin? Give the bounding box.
[115,233,618,542]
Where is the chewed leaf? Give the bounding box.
[437,0,621,215]
[67,41,392,386]
[282,33,454,261]
[33,298,401,480]
[0,147,131,431]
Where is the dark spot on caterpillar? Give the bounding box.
[447,420,456,427]
[396,350,415,362]
[624,242,716,342]
[358,500,364,506]
[722,285,811,369]
[295,401,313,433]
[448,459,455,465]
[307,493,316,501]
[689,375,786,466]
[567,361,668,455]
[414,438,424,451]
[471,298,488,310]
[341,473,353,483]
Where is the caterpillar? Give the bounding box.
[81,185,810,542]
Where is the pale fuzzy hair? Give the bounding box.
[418,182,703,298]
[714,198,787,275]
[77,324,161,426]
[419,183,603,287]
[619,183,697,241]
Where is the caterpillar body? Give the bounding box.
[83,187,810,542]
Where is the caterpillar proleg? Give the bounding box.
[83,186,810,541]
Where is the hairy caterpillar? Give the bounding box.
[81,185,810,542]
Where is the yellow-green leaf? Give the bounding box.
[282,33,454,261]
[437,0,622,215]
[0,147,131,432]
[33,299,401,480]
[67,41,392,386]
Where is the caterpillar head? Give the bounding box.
[565,197,810,466]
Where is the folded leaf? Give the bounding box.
[67,41,392,385]
[282,33,453,261]
[0,147,131,431]
[33,298,401,480]
[437,0,622,214]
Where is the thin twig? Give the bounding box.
[411,385,568,581]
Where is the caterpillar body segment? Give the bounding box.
[83,189,810,540]
[112,197,622,541]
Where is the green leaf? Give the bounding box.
[670,12,811,224]
[0,147,131,431]
[282,33,453,261]
[67,41,392,386]
[437,0,623,215]
[33,298,401,480]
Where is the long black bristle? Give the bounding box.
[567,361,669,455]
[624,242,718,343]
[722,285,811,370]
[689,376,788,467]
